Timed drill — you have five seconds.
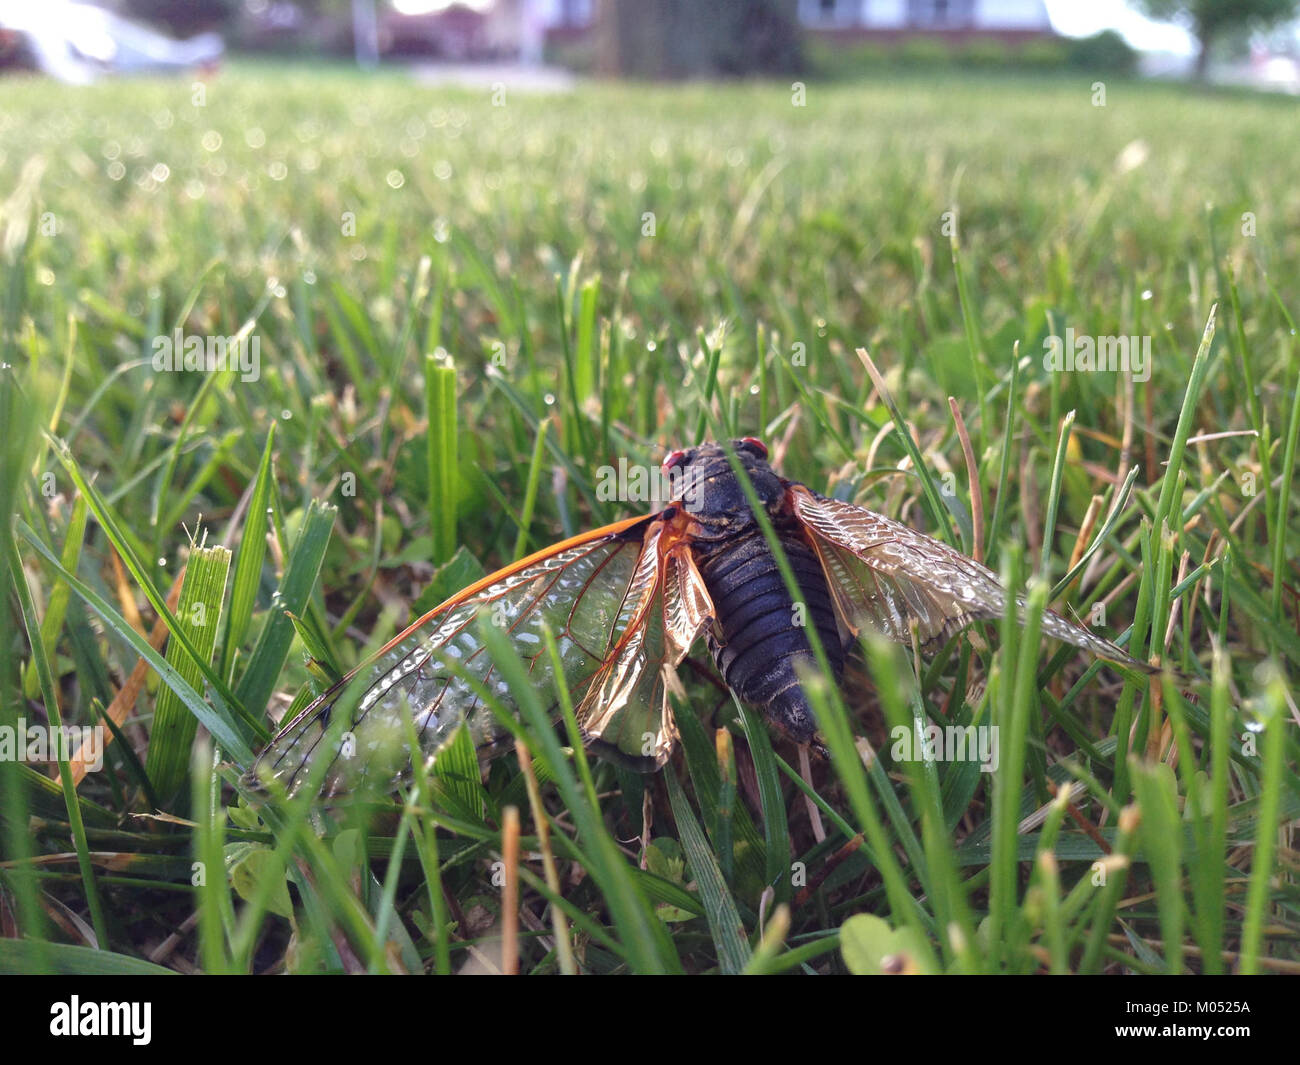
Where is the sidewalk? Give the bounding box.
[410,61,575,92]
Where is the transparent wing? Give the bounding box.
[789,485,1152,670]
[577,525,715,769]
[246,513,668,799]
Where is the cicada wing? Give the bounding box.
[577,522,716,770]
[246,513,663,799]
[787,485,1153,671]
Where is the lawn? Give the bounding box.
[1,64,1297,975]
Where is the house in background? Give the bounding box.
[239,1,1055,65]
[377,0,590,60]
[472,0,1060,71]
[796,0,1055,43]
[526,0,1056,49]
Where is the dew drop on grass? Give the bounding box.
[646,340,656,351]
[281,409,292,420]
[543,393,556,406]
[1141,289,1153,301]
[386,170,405,189]
[303,270,316,284]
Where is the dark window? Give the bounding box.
[907,0,976,27]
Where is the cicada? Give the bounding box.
[247,438,1150,799]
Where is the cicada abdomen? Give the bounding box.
[692,517,845,746]
[664,437,845,746]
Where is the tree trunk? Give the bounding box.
[596,0,802,79]
[1193,27,1212,81]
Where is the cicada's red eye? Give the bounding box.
[662,449,687,471]
[740,436,768,459]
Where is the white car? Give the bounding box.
[0,0,223,84]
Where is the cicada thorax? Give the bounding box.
[690,510,845,746]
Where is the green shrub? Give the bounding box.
[805,39,895,79]
[958,39,1014,69]
[1066,29,1138,75]
[896,36,953,67]
[1017,39,1070,70]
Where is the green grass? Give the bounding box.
[1,64,1297,974]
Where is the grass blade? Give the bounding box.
[664,768,751,974]
[145,544,231,806]
[234,498,336,722]
[425,352,458,565]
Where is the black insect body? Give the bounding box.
[681,442,846,749]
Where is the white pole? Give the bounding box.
[352,0,379,68]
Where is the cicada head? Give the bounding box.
[665,438,783,516]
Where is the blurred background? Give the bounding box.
[4,0,1300,91]
[2,0,1298,979]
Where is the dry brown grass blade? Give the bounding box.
[69,566,186,787]
[515,736,576,974]
[501,804,520,976]
[948,396,984,564]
